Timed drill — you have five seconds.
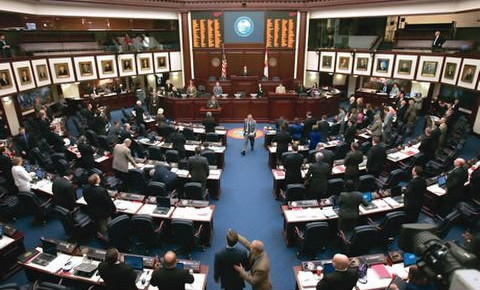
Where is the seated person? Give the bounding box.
[98,248,137,290]
[316,253,358,290]
[212,81,223,96]
[275,83,286,94]
[186,79,197,97]
[206,95,220,109]
[390,265,436,290]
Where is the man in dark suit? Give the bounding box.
[303,111,316,139]
[133,101,145,126]
[444,158,469,215]
[0,146,14,191]
[317,115,330,143]
[316,253,358,290]
[77,135,96,170]
[52,170,77,211]
[344,142,363,182]
[167,128,187,160]
[98,248,137,290]
[150,251,194,290]
[419,127,436,162]
[83,173,116,234]
[214,229,249,290]
[432,30,446,50]
[203,112,218,133]
[338,180,369,232]
[403,166,427,223]
[343,120,356,147]
[274,124,291,165]
[275,117,287,131]
[14,127,32,160]
[305,152,330,199]
[283,143,304,187]
[469,163,480,200]
[315,143,334,173]
[187,146,209,193]
[366,137,386,177]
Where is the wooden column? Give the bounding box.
[295,11,308,83]
[180,12,192,83]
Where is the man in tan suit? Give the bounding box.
[112,138,138,189]
[233,232,272,290]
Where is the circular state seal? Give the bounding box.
[234,16,254,37]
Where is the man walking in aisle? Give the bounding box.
[241,114,257,156]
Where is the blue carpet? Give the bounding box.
[3,119,477,289]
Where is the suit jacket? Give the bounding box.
[320,149,335,171]
[305,161,330,198]
[238,236,272,290]
[318,120,330,141]
[78,142,96,169]
[14,133,32,155]
[432,35,446,48]
[338,191,368,220]
[0,154,13,181]
[344,150,363,178]
[369,120,382,138]
[404,176,427,222]
[207,99,219,109]
[112,144,136,173]
[83,184,116,219]
[187,155,209,186]
[397,105,407,123]
[316,269,359,290]
[446,166,469,203]
[283,152,304,185]
[244,119,257,136]
[366,144,386,174]
[213,85,223,96]
[383,112,394,133]
[167,132,186,159]
[405,107,417,127]
[203,116,218,133]
[214,246,248,289]
[274,131,291,162]
[419,135,435,160]
[52,176,76,211]
[98,262,137,290]
[303,117,317,138]
[344,124,356,145]
[470,167,480,198]
[150,267,194,290]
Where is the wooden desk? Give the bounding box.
[230,75,259,94]
[355,89,394,108]
[0,224,26,280]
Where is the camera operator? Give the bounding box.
[462,222,480,257]
[389,265,436,290]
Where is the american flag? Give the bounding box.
[221,44,227,79]
[263,47,269,78]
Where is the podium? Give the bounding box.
[200,107,222,118]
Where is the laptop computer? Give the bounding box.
[403,252,417,267]
[437,175,447,188]
[124,254,144,281]
[153,197,171,215]
[363,192,373,203]
[36,169,44,180]
[31,240,57,266]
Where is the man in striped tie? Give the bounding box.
[241,114,256,156]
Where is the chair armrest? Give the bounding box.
[154,220,165,234]
[167,189,177,198]
[338,230,351,245]
[279,189,286,201]
[40,198,53,208]
[194,224,204,237]
[294,226,304,240]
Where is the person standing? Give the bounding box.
[432,30,446,51]
[283,143,304,187]
[382,106,395,143]
[241,114,256,156]
[214,229,249,290]
[404,166,427,223]
[83,173,116,234]
[344,142,363,183]
[52,169,77,211]
[316,254,358,290]
[112,138,138,188]
[304,152,330,199]
[233,232,272,290]
[0,35,11,58]
[11,156,34,192]
[133,100,145,126]
[366,137,386,177]
[443,158,469,215]
[273,124,291,165]
[203,111,218,133]
[187,146,210,193]
[150,251,194,290]
[97,248,137,290]
[338,180,369,232]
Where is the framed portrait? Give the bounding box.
[353,53,372,76]
[441,57,461,85]
[49,57,75,84]
[154,52,170,73]
[457,58,480,90]
[335,52,353,74]
[306,51,319,71]
[136,53,153,75]
[17,86,52,113]
[12,61,36,91]
[31,59,51,87]
[416,56,443,82]
[96,55,118,79]
[117,54,136,77]
[74,56,98,81]
[393,55,417,80]
[0,62,17,96]
[372,54,394,78]
[319,51,335,73]
[169,51,182,71]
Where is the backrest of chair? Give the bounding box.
[182,128,195,140]
[128,169,148,193]
[357,175,378,192]
[330,123,340,136]
[327,178,345,196]
[206,132,219,142]
[53,206,74,233]
[54,159,69,175]
[97,135,110,150]
[379,211,406,238]
[172,219,194,248]
[18,191,41,209]
[166,150,180,163]
[349,225,378,254]
[108,214,130,250]
[360,141,372,155]
[304,222,329,251]
[86,130,99,147]
[334,143,348,160]
[184,182,203,200]
[201,151,217,166]
[147,147,164,161]
[146,181,166,196]
[308,150,317,163]
[130,215,154,240]
[387,169,406,187]
[285,184,305,201]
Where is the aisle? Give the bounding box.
[194,123,298,289]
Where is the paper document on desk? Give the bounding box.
[428,184,446,196]
[383,197,401,208]
[176,169,190,177]
[298,271,320,288]
[321,207,338,218]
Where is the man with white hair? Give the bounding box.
[133,100,145,126]
[443,158,469,215]
[382,106,395,142]
[316,253,358,290]
[233,231,272,290]
[112,138,138,189]
[304,152,330,199]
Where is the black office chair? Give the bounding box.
[369,211,406,248]
[33,281,68,290]
[339,225,378,256]
[334,143,348,160]
[182,128,196,141]
[201,151,217,167]
[360,141,372,155]
[145,181,169,197]
[53,159,69,176]
[165,149,180,164]
[295,222,329,259]
[399,152,426,171]
[85,129,100,148]
[184,182,207,200]
[308,150,317,163]
[171,219,204,258]
[282,183,305,202]
[0,283,20,290]
[357,174,378,192]
[205,132,220,143]
[377,169,407,189]
[327,178,345,197]
[97,135,111,152]
[127,168,149,194]
[31,147,54,171]
[121,108,132,122]
[107,214,130,252]
[18,191,53,225]
[329,123,341,136]
[50,152,67,164]
[147,146,164,161]
[53,206,93,242]
[130,215,164,253]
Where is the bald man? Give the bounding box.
[233,233,272,290]
[443,158,469,215]
[133,100,145,126]
[150,251,194,290]
[112,138,138,189]
[316,254,358,290]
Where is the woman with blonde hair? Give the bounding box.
[11,156,34,192]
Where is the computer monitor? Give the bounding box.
[390,186,402,197]
[322,262,334,274]
[0,224,3,238]
[403,252,417,267]
[124,255,144,271]
[41,239,57,256]
[363,192,373,203]
[156,197,171,208]
[437,175,446,187]
[176,262,184,269]
[25,164,32,172]
[36,169,44,179]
